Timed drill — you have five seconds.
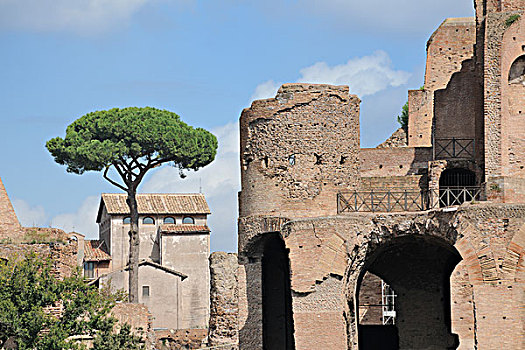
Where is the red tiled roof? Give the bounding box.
[84,240,111,261]
[160,224,210,233]
[97,193,210,222]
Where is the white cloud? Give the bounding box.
[250,80,280,101]
[50,195,99,239]
[252,51,411,100]
[142,122,240,252]
[12,199,47,227]
[298,51,411,96]
[0,0,155,34]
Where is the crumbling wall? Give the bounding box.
[155,329,207,350]
[0,238,78,279]
[408,17,476,147]
[239,84,361,218]
[433,57,484,159]
[111,303,152,340]
[208,252,240,349]
[376,127,407,148]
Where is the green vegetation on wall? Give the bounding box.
[505,14,520,28]
[0,253,144,349]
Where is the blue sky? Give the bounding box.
[0,0,475,252]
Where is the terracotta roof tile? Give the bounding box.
[84,240,111,261]
[160,224,210,233]
[99,194,210,220]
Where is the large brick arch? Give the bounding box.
[257,205,525,350]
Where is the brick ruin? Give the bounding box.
[206,1,525,349]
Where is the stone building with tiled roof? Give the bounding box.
[90,193,211,331]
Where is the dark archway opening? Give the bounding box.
[262,233,295,350]
[439,168,476,207]
[357,236,461,350]
[508,55,525,85]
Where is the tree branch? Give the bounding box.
[130,156,145,171]
[103,166,128,191]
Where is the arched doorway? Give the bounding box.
[261,233,295,350]
[357,236,461,350]
[439,168,476,207]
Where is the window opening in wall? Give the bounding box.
[508,55,525,85]
[142,285,150,297]
[182,216,195,224]
[314,153,322,165]
[143,217,155,224]
[288,154,295,166]
[84,262,95,279]
[123,217,131,224]
[163,217,175,224]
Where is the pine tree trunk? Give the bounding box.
[127,189,140,303]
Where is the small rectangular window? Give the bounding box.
[84,262,95,279]
[142,285,150,297]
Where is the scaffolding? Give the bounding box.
[381,281,397,325]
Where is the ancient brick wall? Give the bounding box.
[155,329,208,350]
[376,127,407,148]
[500,15,525,200]
[274,203,525,350]
[483,10,525,202]
[0,237,78,279]
[111,303,152,338]
[408,18,476,147]
[501,0,525,11]
[359,147,431,178]
[433,57,484,159]
[357,272,383,325]
[359,176,425,191]
[208,252,240,349]
[407,89,433,146]
[239,84,361,219]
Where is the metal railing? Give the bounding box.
[435,186,482,208]
[337,189,427,213]
[433,138,475,159]
[337,186,482,213]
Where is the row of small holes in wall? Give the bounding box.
[438,47,468,51]
[378,165,404,169]
[280,154,348,167]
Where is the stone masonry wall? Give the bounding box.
[208,252,240,349]
[239,84,361,219]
